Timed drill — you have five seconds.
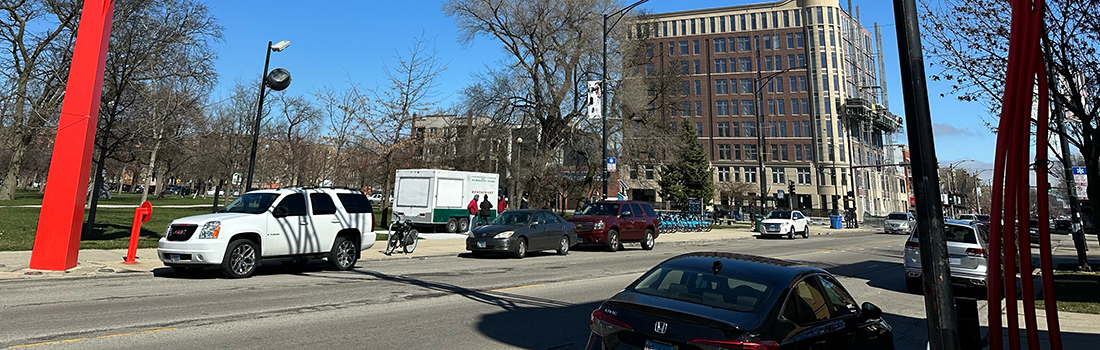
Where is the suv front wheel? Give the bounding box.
[221,239,259,279]
[328,236,358,271]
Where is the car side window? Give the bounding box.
[543,212,561,224]
[641,203,658,217]
[782,279,832,324]
[309,193,337,215]
[793,212,803,220]
[630,204,644,217]
[337,193,374,214]
[275,193,307,216]
[621,206,633,217]
[532,212,548,225]
[815,275,858,318]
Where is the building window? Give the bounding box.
[739,57,753,72]
[694,60,701,74]
[742,100,755,115]
[731,100,740,116]
[694,80,702,95]
[778,99,786,115]
[734,144,742,159]
[697,122,703,136]
[781,144,788,160]
[693,39,699,54]
[775,54,783,70]
[745,166,758,183]
[680,41,689,55]
[681,101,691,115]
[795,32,804,47]
[645,165,655,180]
[768,100,777,115]
[801,99,809,114]
[769,121,778,137]
[718,166,730,182]
[715,59,727,73]
[765,56,773,70]
[771,144,779,161]
[797,167,811,185]
[718,122,730,137]
[779,121,787,137]
[720,16,727,32]
[784,10,790,27]
[743,121,756,137]
[740,78,752,94]
[841,169,848,186]
[795,144,803,160]
[772,167,786,184]
[718,144,731,160]
[738,36,751,51]
[714,38,726,52]
[827,7,834,24]
[716,79,728,94]
[794,9,801,26]
[745,144,758,160]
[696,101,703,116]
[717,100,729,116]
[751,13,757,29]
[776,77,785,93]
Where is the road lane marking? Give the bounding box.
[489,283,544,292]
[772,239,896,259]
[7,328,176,348]
[95,327,177,339]
[8,338,87,348]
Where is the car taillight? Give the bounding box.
[905,241,919,248]
[590,308,631,337]
[966,248,987,258]
[688,338,780,350]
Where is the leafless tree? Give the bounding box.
[921,0,1100,226]
[0,0,80,200]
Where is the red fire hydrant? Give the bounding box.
[123,201,152,264]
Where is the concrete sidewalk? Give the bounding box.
[0,227,781,281]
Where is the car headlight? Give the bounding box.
[198,221,221,239]
[468,231,476,238]
[494,231,514,239]
[593,222,605,230]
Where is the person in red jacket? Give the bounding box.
[498,196,508,214]
[467,195,479,233]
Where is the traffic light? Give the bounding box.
[788,181,796,194]
[847,191,855,197]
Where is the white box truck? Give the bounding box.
[392,169,499,233]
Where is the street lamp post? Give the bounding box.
[754,64,806,211]
[944,159,972,218]
[245,40,291,192]
[601,0,649,200]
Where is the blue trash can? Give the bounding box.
[830,215,843,229]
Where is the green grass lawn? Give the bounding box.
[1,189,222,207]
[1037,271,1100,314]
[0,204,396,250]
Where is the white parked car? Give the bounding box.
[368,193,383,204]
[758,210,810,239]
[158,188,376,278]
[884,212,916,234]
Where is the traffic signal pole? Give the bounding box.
[892,1,960,349]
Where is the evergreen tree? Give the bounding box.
[658,122,714,209]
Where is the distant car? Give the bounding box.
[206,189,225,196]
[976,214,991,225]
[1054,219,1073,234]
[883,212,916,235]
[567,201,661,252]
[904,220,989,293]
[367,193,384,204]
[164,186,181,195]
[585,252,894,350]
[466,209,577,258]
[758,210,810,239]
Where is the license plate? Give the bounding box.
[477,241,486,248]
[170,254,180,262]
[949,258,963,265]
[644,340,675,350]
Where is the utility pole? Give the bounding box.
[1043,24,1090,271]
[893,0,961,349]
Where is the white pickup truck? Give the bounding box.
[157,188,376,278]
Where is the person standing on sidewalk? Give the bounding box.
[498,196,508,214]
[467,195,480,233]
[479,195,494,226]
[520,194,529,209]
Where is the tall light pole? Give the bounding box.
[246,40,291,192]
[754,64,806,211]
[945,159,972,218]
[601,0,649,200]
[972,169,992,214]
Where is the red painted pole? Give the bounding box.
[123,202,151,264]
[1035,48,1063,350]
[28,0,116,271]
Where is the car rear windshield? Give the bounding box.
[629,264,774,313]
[767,211,791,219]
[223,193,280,214]
[581,203,619,216]
[887,213,909,220]
[911,224,987,244]
[977,215,990,221]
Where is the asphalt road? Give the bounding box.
[0,230,1003,349]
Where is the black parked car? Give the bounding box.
[1054,219,1073,234]
[586,252,893,350]
[466,209,577,258]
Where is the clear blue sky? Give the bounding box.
[203,0,996,170]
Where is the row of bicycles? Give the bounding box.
[658,212,713,233]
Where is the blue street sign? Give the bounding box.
[1072,166,1086,175]
[607,157,616,164]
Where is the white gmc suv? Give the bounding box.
[158,188,376,278]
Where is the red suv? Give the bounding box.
[567,201,660,252]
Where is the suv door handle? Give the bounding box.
[330,218,341,224]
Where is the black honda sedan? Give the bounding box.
[586,253,893,350]
[466,209,577,258]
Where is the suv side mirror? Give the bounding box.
[621,211,632,218]
[272,206,289,218]
[861,302,883,320]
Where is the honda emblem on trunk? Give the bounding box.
[654,321,668,334]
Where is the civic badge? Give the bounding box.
[654,321,668,334]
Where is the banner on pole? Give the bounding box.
[587,81,602,120]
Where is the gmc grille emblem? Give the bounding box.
[654,321,668,334]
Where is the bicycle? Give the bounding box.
[385,215,419,255]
